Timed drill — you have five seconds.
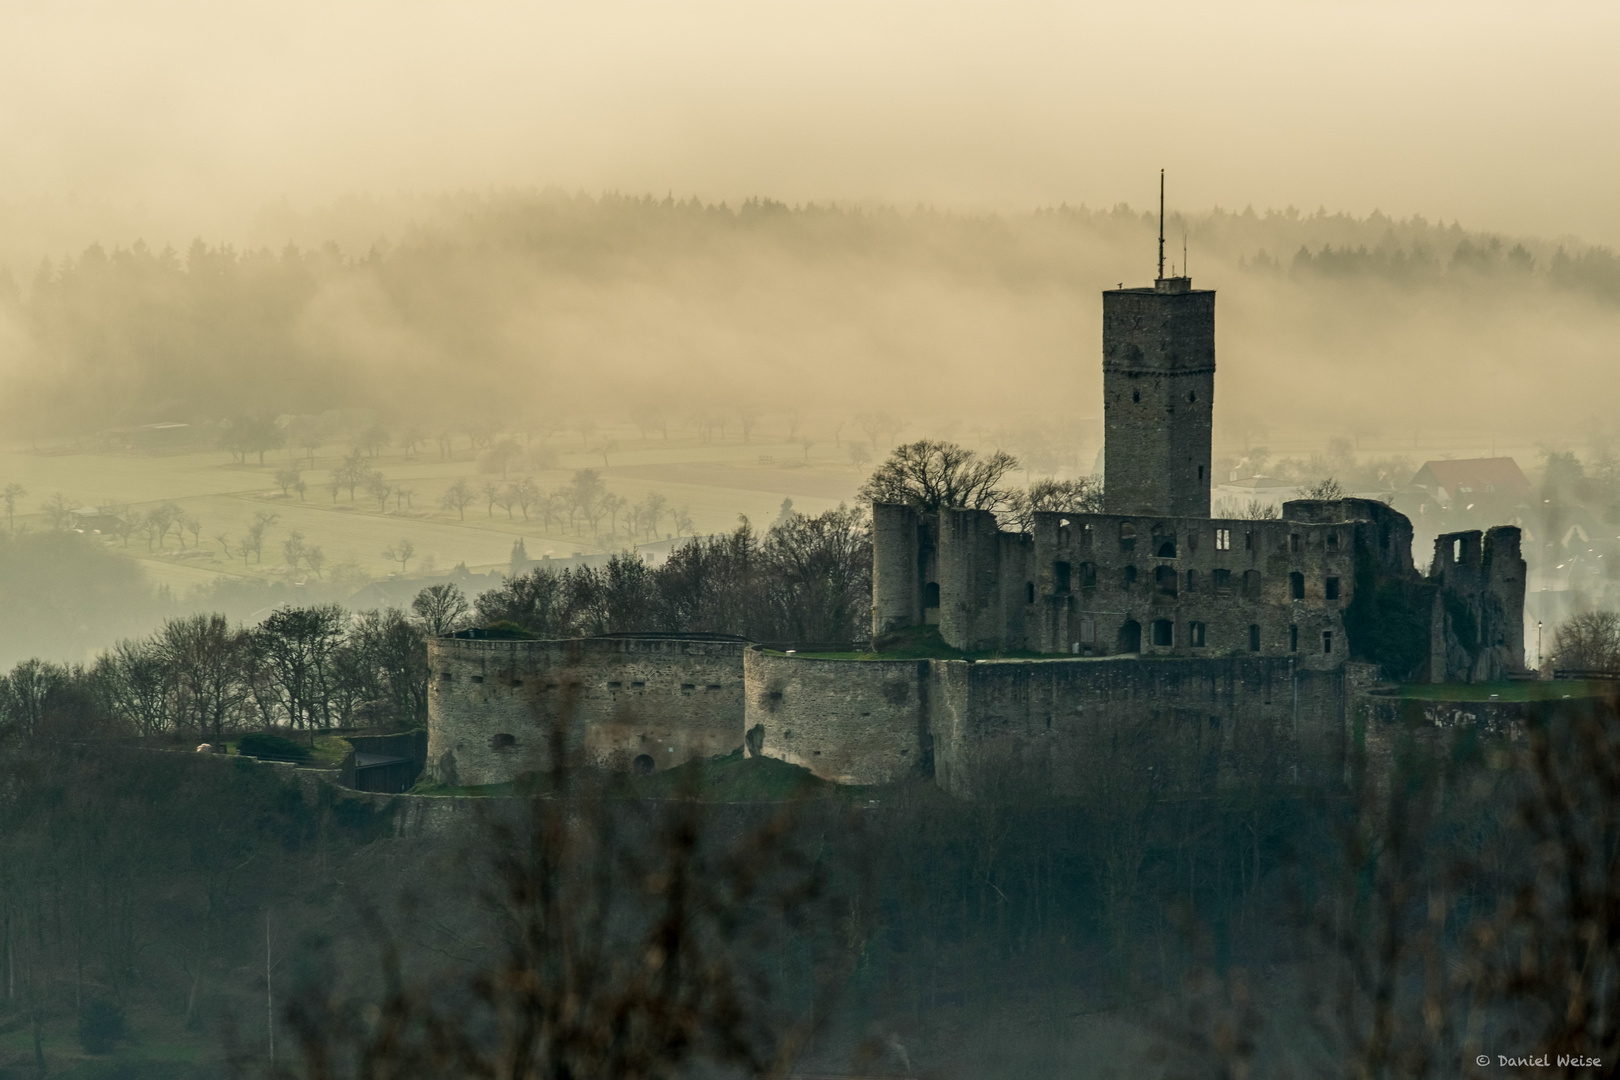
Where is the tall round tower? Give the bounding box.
[1101,274,1215,517]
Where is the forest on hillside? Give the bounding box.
[4,191,1620,439]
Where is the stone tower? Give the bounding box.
[1101,275,1215,517]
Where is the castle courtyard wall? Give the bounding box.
[427,635,745,786]
[743,647,927,786]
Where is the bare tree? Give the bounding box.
[857,440,1020,513]
[3,482,26,531]
[382,539,417,574]
[1552,610,1620,671]
[40,492,74,531]
[481,481,501,517]
[411,582,470,636]
[274,467,301,497]
[365,472,392,512]
[441,479,474,521]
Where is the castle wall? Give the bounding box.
[743,647,928,786]
[929,656,1362,801]
[1427,526,1527,681]
[426,635,745,786]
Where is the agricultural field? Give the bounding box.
[0,424,871,601]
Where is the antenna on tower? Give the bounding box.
[1183,231,1188,279]
[1157,169,1165,281]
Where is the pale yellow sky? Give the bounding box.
[1,0,1616,248]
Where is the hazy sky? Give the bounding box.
[3,0,1617,248]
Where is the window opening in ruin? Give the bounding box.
[1120,522,1136,551]
[1190,621,1206,647]
[1187,530,1198,553]
[1080,523,1093,547]
[1186,569,1199,593]
[1325,576,1340,601]
[1291,533,1302,553]
[1080,617,1096,644]
[1243,569,1262,598]
[923,581,941,608]
[1198,465,1204,481]
[1026,581,1035,603]
[1322,630,1333,654]
[511,679,523,687]
[633,754,655,775]
[1154,565,1178,599]
[681,683,696,691]
[1290,571,1305,600]
[632,681,646,688]
[1245,530,1255,551]
[439,671,452,681]
[1152,619,1174,647]
[1213,568,1232,593]
[1188,390,1196,403]
[1326,532,1339,553]
[470,675,484,684]
[1156,538,1177,558]
[1119,620,1142,653]
[1124,565,1138,588]
[1054,561,1071,593]
[1133,389,1140,403]
[706,684,722,691]
[608,681,622,688]
[1453,537,1463,562]
[491,733,516,751]
[1249,624,1261,652]
[1080,562,1097,591]
[1215,528,1231,550]
[1289,625,1299,652]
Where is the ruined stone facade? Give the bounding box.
[427,268,1529,797]
[425,633,745,786]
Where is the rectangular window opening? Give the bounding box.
[1289,625,1299,652]
[1325,576,1341,601]
[1323,630,1334,654]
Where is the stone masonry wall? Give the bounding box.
[929,656,1359,800]
[427,635,745,786]
[743,647,928,786]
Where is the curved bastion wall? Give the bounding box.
[743,647,929,786]
[426,634,746,787]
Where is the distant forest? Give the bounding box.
[3,191,1619,436]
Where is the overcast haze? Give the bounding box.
[3,1,1619,254]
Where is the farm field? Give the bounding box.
[0,428,870,602]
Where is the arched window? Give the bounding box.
[923,581,941,608]
[633,754,656,775]
[1152,619,1174,647]
[1156,538,1177,558]
[491,732,516,751]
[1154,565,1178,599]
[1119,522,1136,552]
[1289,571,1305,600]
[1118,620,1141,654]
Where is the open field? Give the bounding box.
[0,428,869,601]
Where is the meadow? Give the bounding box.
[0,425,867,599]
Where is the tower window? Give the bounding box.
[1198,465,1204,481]
[1132,389,1140,403]
[1054,561,1071,593]
[1289,625,1299,652]
[1213,568,1232,593]
[1123,565,1138,588]
[1245,530,1255,551]
[1322,630,1334,654]
[1154,565,1178,599]
[1119,522,1136,552]
[1026,581,1035,604]
[1079,562,1097,592]
[1187,391,1196,403]
[923,581,941,608]
[1080,523,1093,548]
[1290,572,1305,600]
[1290,533,1302,554]
[1249,624,1261,652]
[1186,568,1199,593]
[1326,532,1340,553]
[1215,528,1231,550]
[1152,619,1174,647]
[1156,538,1177,558]
[1242,570,1262,598]
[1190,621,1206,647]
[1325,576,1340,601]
